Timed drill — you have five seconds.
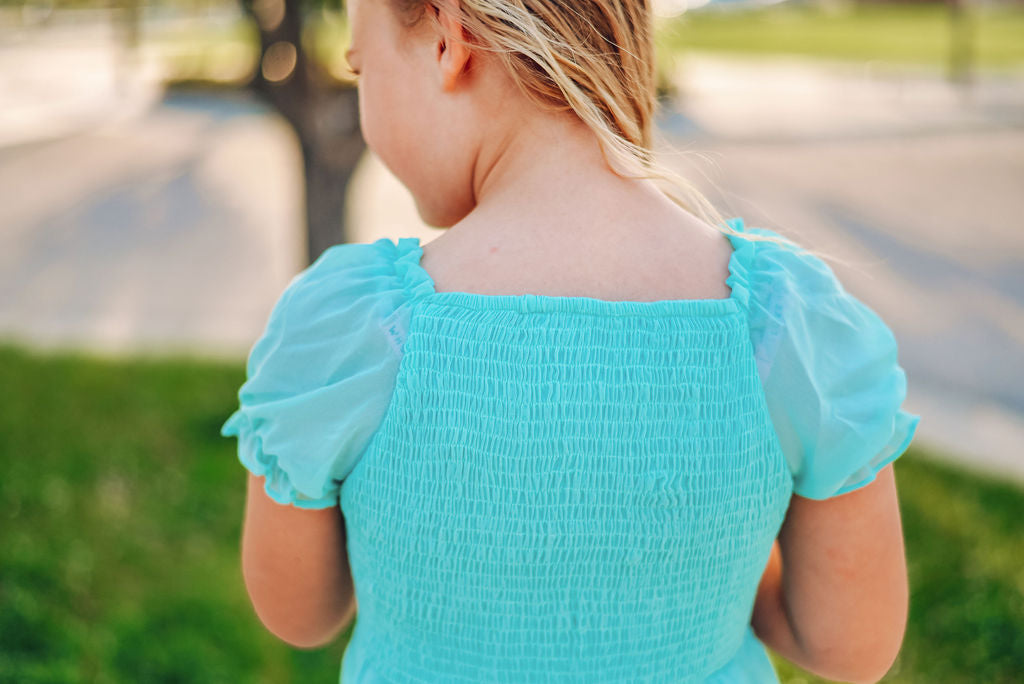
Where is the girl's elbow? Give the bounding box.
[833,657,899,684]
[839,655,901,684]
[243,570,357,650]
[799,579,908,682]
[271,625,330,650]
[803,635,904,684]
[258,601,356,650]
[272,625,340,650]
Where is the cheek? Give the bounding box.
[358,83,474,227]
[357,77,416,175]
[358,75,434,192]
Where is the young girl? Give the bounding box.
[221,0,920,681]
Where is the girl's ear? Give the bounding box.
[433,0,471,92]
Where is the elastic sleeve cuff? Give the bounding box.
[817,409,921,499]
[222,411,340,509]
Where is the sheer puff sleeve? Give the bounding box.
[728,218,921,500]
[220,239,410,509]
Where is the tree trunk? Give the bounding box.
[300,96,365,264]
[242,0,367,265]
[948,0,975,87]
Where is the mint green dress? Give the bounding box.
[221,217,920,682]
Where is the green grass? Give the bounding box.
[0,343,349,683]
[1,342,1022,682]
[145,17,261,86]
[657,3,1024,71]
[144,12,356,87]
[771,450,1024,683]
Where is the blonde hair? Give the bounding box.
[390,0,821,256]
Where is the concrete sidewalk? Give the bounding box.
[662,52,1024,143]
[0,20,165,149]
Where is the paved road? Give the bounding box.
[1,43,1021,483]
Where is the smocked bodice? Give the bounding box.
[221,218,920,682]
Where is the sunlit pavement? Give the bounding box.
[1,35,1021,483]
[662,52,1024,142]
[0,20,164,149]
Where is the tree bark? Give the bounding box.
[300,102,365,264]
[242,0,367,265]
[948,0,975,87]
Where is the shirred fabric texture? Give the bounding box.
[221,217,920,682]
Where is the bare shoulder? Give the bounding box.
[420,211,735,302]
[654,216,736,300]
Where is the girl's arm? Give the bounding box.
[751,464,908,684]
[241,473,357,648]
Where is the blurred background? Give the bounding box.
[1,0,1022,681]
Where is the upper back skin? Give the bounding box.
[419,201,737,303]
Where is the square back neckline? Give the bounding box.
[402,235,747,318]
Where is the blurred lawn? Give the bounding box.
[658,3,1024,70]
[0,342,1022,682]
[144,10,355,86]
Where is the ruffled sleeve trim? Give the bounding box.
[221,411,340,509]
[723,218,791,387]
[832,409,920,497]
[723,217,754,311]
[394,237,435,302]
[220,238,410,509]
